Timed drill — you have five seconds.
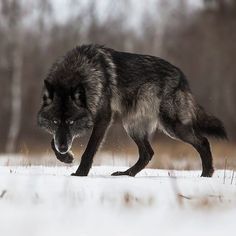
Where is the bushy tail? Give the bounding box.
[195,106,227,139]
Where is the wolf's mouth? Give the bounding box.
[58,150,69,155]
[55,145,70,154]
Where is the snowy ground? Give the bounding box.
[0,165,236,236]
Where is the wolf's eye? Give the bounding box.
[67,120,74,125]
[53,120,59,125]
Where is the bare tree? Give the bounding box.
[2,0,24,153]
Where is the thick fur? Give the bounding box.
[195,105,227,139]
[37,44,227,177]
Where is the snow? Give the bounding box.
[0,165,236,236]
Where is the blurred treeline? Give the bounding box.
[0,0,235,154]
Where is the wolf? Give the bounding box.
[37,44,227,177]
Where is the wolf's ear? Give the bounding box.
[71,84,86,108]
[43,80,54,105]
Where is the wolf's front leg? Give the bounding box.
[51,139,74,164]
[71,113,111,176]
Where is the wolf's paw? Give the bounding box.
[71,169,89,177]
[63,152,74,164]
[201,168,214,177]
[71,173,78,176]
[111,170,135,177]
[56,152,74,164]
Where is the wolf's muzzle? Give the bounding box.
[56,144,69,154]
[54,127,73,154]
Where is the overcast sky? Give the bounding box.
[52,0,204,27]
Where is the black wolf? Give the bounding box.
[37,44,227,177]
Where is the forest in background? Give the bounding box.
[0,0,235,154]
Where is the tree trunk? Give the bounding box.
[6,44,22,153]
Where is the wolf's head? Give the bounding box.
[37,80,94,154]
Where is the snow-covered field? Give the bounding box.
[0,164,236,236]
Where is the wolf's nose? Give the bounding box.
[58,144,68,153]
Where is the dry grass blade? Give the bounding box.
[178,194,192,200]
[223,158,228,184]
[231,170,235,185]
[0,190,7,199]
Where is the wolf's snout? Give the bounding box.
[54,127,73,154]
[54,136,71,154]
[57,144,69,154]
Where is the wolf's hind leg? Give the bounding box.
[111,134,154,177]
[170,123,214,177]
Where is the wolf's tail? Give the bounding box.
[194,105,227,139]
